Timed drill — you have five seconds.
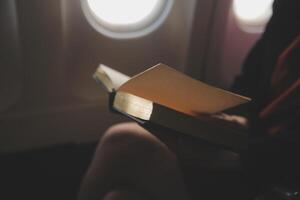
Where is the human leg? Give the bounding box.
[102,190,149,200]
[78,122,189,200]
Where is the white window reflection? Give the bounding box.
[81,0,173,39]
[87,0,160,25]
[233,0,273,32]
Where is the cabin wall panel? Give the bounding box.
[0,0,198,152]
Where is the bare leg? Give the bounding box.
[102,190,149,200]
[78,123,189,200]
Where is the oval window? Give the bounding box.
[233,0,273,33]
[81,0,174,39]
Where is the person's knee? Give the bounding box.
[98,122,177,165]
[103,190,149,200]
[101,122,151,147]
[80,123,186,200]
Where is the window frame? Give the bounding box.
[81,0,174,39]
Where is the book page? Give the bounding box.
[94,64,130,92]
[118,63,251,116]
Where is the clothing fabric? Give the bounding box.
[231,0,300,190]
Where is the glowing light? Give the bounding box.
[233,0,273,25]
[86,0,161,25]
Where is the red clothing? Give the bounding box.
[259,35,300,135]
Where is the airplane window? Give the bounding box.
[81,0,173,39]
[233,0,273,33]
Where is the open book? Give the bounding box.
[94,63,251,152]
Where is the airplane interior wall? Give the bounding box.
[0,0,265,152]
[0,0,197,152]
[203,0,263,88]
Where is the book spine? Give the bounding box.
[108,92,118,113]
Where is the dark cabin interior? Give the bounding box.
[2,0,298,199]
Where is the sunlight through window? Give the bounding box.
[233,0,273,32]
[81,0,173,39]
[87,0,160,25]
